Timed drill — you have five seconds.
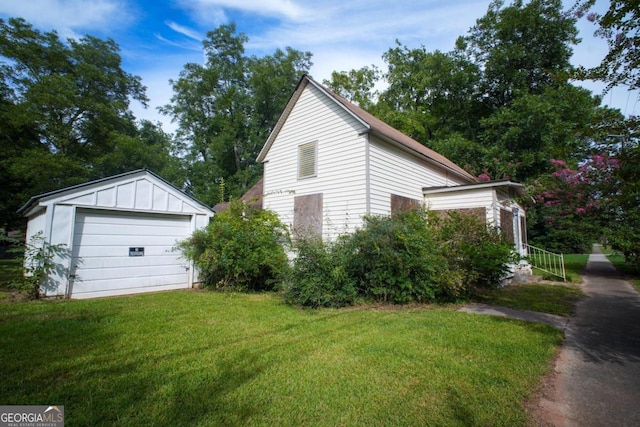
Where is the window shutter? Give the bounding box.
[298,141,317,178]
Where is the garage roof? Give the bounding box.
[18,169,214,217]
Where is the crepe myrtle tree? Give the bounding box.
[525,154,620,253]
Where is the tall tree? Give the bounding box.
[323,65,380,110]
[574,0,640,91]
[0,18,147,158]
[0,18,172,231]
[479,84,606,181]
[457,0,579,108]
[572,0,640,266]
[162,24,312,205]
[379,45,483,142]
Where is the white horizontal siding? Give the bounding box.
[25,209,46,246]
[369,137,468,215]
[263,83,368,240]
[425,188,505,226]
[70,210,191,298]
[425,189,494,211]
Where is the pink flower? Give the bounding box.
[587,13,597,22]
[576,207,586,214]
[550,159,567,168]
[478,173,491,182]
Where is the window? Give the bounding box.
[298,141,317,179]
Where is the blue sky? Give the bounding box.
[0,0,637,134]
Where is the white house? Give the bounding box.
[256,75,528,251]
[19,169,214,299]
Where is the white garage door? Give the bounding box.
[70,209,192,299]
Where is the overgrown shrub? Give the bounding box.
[433,212,518,292]
[283,237,357,308]
[5,231,68,299]
[176,201,290,291]
[285,209,518,308]
[344,210,453,303]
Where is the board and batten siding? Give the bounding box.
[262,83,368,241]
[368,136,468,216]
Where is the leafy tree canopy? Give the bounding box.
[0,18,177,231]
[162,23,312,206]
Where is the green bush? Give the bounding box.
[283,237,357,308]
[433,212,518,292]
[285,209,518,308]
[344,210,452,303]
[176,201,290,291]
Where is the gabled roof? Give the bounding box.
[423,180,526,197]
[257,74,477,183]
[18,169,214,216]
[213,178,263,213]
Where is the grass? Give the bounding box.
[473,283,584,316]
[531,253,590,282]
[0,258,23,300]
[0,290,562,426]
[474,251,588,317]
[0,258,22,285]
[605,253,640,291]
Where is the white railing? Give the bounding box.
[525,244,566,281]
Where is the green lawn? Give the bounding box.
[531,253,589,282]
[605,253,640,291]
[474,283,584,316]
[0,258,22,285]
[0,291,562,426]
[0,258,23,300]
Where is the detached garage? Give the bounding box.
[19,169,214,299]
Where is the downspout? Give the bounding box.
[492,189,499,228]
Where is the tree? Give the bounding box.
[602,135,640,269]
[479,84,606,181]
[0,18,165,231]
[0,18,147,157]
[573,0,640,91]
[379,45,483,142]
[162,24,312,205]
[458,0,579,108]
[323,65,380,110]
[571,1,640,266]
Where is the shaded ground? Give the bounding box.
[459,303,570,330]
[462,244,640,426]
[530,245,640,426]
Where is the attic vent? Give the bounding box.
[298,141,317,179]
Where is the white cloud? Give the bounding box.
[178,0,309,22]
[0,0,134,39]
[165,21,203,41]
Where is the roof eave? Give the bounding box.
[17,168,214,217]
[422,180,526,197]
[370,129,476,183]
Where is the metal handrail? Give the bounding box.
[525,244,566,281]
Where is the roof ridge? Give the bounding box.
[303,75,477,183]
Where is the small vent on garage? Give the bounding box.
[298,141,317,179]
